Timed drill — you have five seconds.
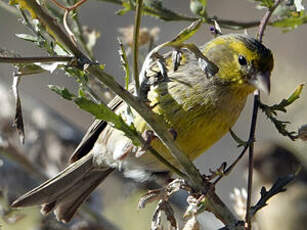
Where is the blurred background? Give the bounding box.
[0,0,306,229]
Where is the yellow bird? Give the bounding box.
[12,34,274,223]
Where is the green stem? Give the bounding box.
[133,0,143,93]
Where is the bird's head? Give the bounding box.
[204,34,274,94]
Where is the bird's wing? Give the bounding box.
[70,47,213,163]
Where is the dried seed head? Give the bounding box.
[118,25,160,47]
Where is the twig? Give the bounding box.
[0,56,74,64]
[17,0,87,59]
[245,1,284,229]
[250,174,295,217]
[245,91,260,230]
[96,0,261,29]
[213,145,249,185]
[257,0,283,42]
[132,0,143,92]
[63,10,78,46]
[49,0,87,11]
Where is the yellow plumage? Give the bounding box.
[12,34,274,223]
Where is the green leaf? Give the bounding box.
[169,19,203,46]
[270,83,304,111]
[259,84,304,140]
[50,86,141,145]
[15,34,38,42]
[74,94,140,145]
[74,96,115,121]
[49,85,74,100]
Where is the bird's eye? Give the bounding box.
[238,55,247,66]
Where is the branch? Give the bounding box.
[257,0,284,42]
[250,174,296,217]
[245,1,284,229]
[0,56,74,64]
[95,0,262,30]
[10,1,244,228]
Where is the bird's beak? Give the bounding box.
[248,71,271,95]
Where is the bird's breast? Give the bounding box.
[147,81,250,160]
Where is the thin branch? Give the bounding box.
[250,173,295,217]
[132,0,143,93]
[95,0,261,29]
[0,56,74,64]
[257,0,283,42]
[19,0,87,59]
[213,145,249,185]
[49,0,88,11]
[245,1,284,229]
[207,18,260,30]
[245,92,260,230]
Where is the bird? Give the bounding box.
[11,33,274,223]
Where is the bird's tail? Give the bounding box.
[11,153,113,223]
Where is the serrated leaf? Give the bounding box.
[259,84,304,140]
[15,34,38,42]
[49,85,74,100]
[74,96,115,121]
[50,86,140,145]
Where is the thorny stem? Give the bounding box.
[133,0,143,92]
[246,1,284,229]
